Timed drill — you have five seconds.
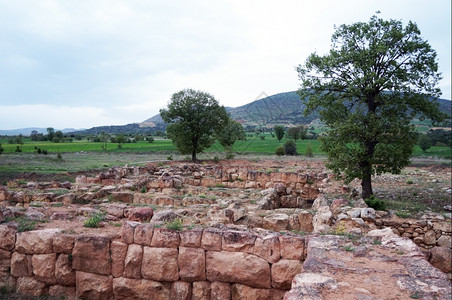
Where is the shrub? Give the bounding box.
[16,217,38,232]
[275,146,285,156]
[167,154,173,160]
[0,143,3,155]
[148,137,154,143]
[305,142,314,157]
[165,218,183,231]
[84,212,106,228]
[15,146,22,153]
[284,139,297,155]
[364,196,387,211]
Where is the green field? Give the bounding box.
[0,136,450,179]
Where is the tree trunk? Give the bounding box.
[361,166,373,199]
[191,150,196,161]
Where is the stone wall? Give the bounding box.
[0,223,307,299]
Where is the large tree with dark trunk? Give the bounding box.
[297,14,445,199]
[160,89,228,161]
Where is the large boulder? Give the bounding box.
[312,206,333,233]
[429,246,452,273]
[76,271,113,300]
[206,251,271,289]
[72,235,111,275]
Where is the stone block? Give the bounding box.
[429,246,452,273]
[16,277,47,297]
[53,234,75,254]
[253,233,281,264]
[180,227,203,247]
[211,281,231,300]
[271,259,302,289]
[206,251,271,288]
[0,225,16,251]
[151,227,180,248]
[231,283,271,300]
[55,253,76,286]
[121,221,141,244]
[171,281,192,300]
[263,214,289,232]
[15,229,56,254]
[32,253,57,284]
[76,271,113,300]
[113,277,171,300]
[178,247,206,282]
[192,281,211,300]
[201,228,223,251]
[133,224,154,246]
[298,210,314,232]
[123,244,143,279]
[48,285,76,298]
[11,252,33,277]
[142,247,179,282]
[49,283,76,299]
[72,235,111,275]
[128,207,154,222]
[222,230,257,253]
[110,240,128,278]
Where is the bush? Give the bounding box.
[148,137,154,143]
[365,196,387,211]
[84,212,106,228]
[0,143,3,155]
[165,218,183,231]
[275,146,285,156]
[15,146,22,153]
[305,142,314,157]
[284,139,297,155]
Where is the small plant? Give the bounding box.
[275,145,285,156]
[165,218,183,231]
[141,186,147,193]
[167,154,173,161]
[215,183,226,188]
[16,217,38,232]
[406,180,414,184]
[51,202,64,207]
[305,142,314,157]
[213,156,220,163]
[372,239,382,245]
[332,222,347,235]
[250,200,256,204]
[84,212,106,228]
[409,291,423,299]
[365,195,387,211]
[57,152,63,161]
[396,210,411,218]
[343,245,354,252]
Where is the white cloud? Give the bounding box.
[0,0,449,129]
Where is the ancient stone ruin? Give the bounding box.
[0,160,451,299]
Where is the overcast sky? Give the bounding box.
[0,0,450,130]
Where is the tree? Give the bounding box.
[46,127,55,142]
[0,143,4,155]
[30,130,39,141]
[53,130,64,143]
[417,134,432,152]
[297,14,445,199]
[274,125,285,142]
[287,125,308,141]
[216,120,245,158]
[284,139,297,155]
[99,131,109,150]
[160,89,228,161]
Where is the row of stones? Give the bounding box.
[377,218,451,249]
[0,224,307,298]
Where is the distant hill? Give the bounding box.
[0,127,78,136]
[141,91,451,130]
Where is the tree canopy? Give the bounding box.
[216,119,245,154]
[297,14,445,199]
[274,125,285,142]
[160,89,228,161]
